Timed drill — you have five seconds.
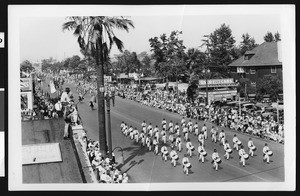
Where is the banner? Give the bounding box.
[199,78,234,86]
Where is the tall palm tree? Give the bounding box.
[63,16,134,157]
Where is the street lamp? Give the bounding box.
[99,85,116,159]
[202,68,210,105]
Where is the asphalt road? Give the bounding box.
[45,78,285,183]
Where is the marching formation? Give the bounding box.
[120,117,273,175]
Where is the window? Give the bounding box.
[251,82,256,86]
[271,67,277,73]
[237,67,244,73]
[250,68,256,74]
[244,55,249,60]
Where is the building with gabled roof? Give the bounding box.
[228,41,282,86]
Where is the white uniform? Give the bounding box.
[169,134,175,149]
[161,130,167,144]
[233,136,240,150]
[175,137,182,152]
[182,157,190,175]
[134,130,140,143]
[218,131,225,145]
[238,148,247,166]
[120,122,125,131]
[202,125,207,139]
[183,127,189,141]
[170,150,178,167]
[263,146,271,163]
[248,140,255,156]
[198,133,204,146]
[223,143,231,160]
[212,152,220,171]
[181,118,186,127]
[198,145,206,163]
[186,141,194,157]
[153,138,159,154]
[193,123,199,135]
[187,121,193,133]
[211,128,217,143]
[161,146,168,161]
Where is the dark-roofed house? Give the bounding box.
[228,41,282,86]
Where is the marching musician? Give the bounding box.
[211,149,221,171]
[161,145,169,161]
[202,124,208,140]
[140,132,146,147]
[186,139,194,157]
[211,126,217,143]
[238,145,248,167]
[218,130,226,146]
[223,140,232,160]
[198,132,204,147]
[187,119,193,133]
[193,122,199,136]
[181,117,186,127]
[141,120,147,129]
[175,123,180,137]
[248,138,256,157]
[232,134,241,151]
[169,134,175,149]
[161,118,167,129]
[183,125,189,142]
[168,120,174,132]
[146,134,152,151]
[263,143,272,164]
[182,154,191,175]
[198,142,207,163]
[134,129,140,143]
[161,128,167,144]
[170,149,179,167]
[175,135,182,152]
[120,121,125,132]
[153,137,159,155]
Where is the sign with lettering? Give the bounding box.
[20,78,33,92]
[199,78,234,86]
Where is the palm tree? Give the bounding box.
[63,16,134,157]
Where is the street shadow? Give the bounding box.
[118,145,149,170]
[122,159,144,173]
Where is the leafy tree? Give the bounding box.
[256,74,283,101]
[201,23,237,76]
[149,30,186,81]
[264,31,274,42]
[274,31,281,42]
[239,33,258,55]
[237,78,256,98]
[62,16,134,157]
[68,55,81,70]
[184,48,206,80]
[20,60,35,74]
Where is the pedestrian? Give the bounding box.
[263,143,273,164]
[198,142,207,163]
[211,149,221,171]
[63,102,73,139]
[54,100,63,117]
[89,93,96,110]
[248,138,256,157]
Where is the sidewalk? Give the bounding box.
[22,118,93,183]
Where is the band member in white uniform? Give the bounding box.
[174,123,180,136]
[122,123,128,135]
[161,128,167,144]
[169,134,175,149]
[161,145,169,161]
[211,126,217,143]
[198,142,207,163]
[175,136,182,152]
[120,121,125,132]
[263,143,272,164]
[153,137,159,155]
[148,127,154,138]
[183,126,189,142]
[182,154,191,175]
[130,127,138,140]
[193,122,199,136]
[126,125,133,137]
[140,132,146,147]
[141,120,146,129]
[181,117,186,127]
[212,149,221,171]
[186,139,194,157]
[154,127,160,141]
[170,150,179,167]
[202,124,208,140]
[134,129,140,143]
[223,140,232,160]
[147,123,153,133]
[187,119,193,133]
[247,138,256,157]
[168,120,174,133]
[146,134,152,151]
[198,132,204,147]
[161,118,167,129]
[232,134,241,151]
[238,145,248,167]
[218,130,226,146]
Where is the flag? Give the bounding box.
[49,80,56,94]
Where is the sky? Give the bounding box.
[18,6,283,63]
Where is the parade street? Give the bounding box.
[61,82,284,183]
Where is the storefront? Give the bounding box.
[198,78,238,104]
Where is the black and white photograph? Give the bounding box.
[8,5,295,191]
